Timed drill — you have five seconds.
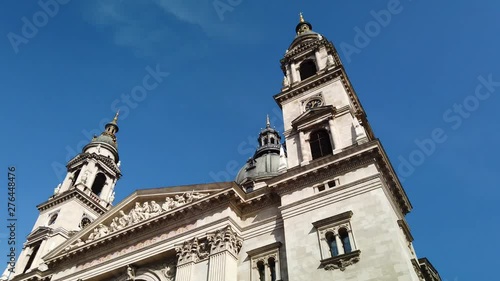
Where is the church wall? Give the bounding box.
[281,79,350,133]
[281,177,421,281]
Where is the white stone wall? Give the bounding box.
[280,177,420,281]
[281,78,362,168]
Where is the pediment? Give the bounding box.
[26,226,53,242]
[291,106,335,129]
[43,182,234,261]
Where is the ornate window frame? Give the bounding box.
[301,93,324,112]
[312,211,361,271]
[247,242,282,281]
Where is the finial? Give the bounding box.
[299,12,305,23]
[110,110,119,125]
[266,114,270,128]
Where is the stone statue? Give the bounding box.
[162,263,176,281]
[54,183,61,195]
[86,228,99,242]
[118,210,130,227]
[129,202,145,222]
[327,55,334,66]
[126,265,135,280]
[174,195,186,207]
[162,197,175,211]
[141,202,151,220]
[97,224,109,237]
[108,191,115,202]
[150,201,162,216]
[81,170,90,185]
[110,217,119,232]
[191,192,208,200]
[282,75,290,87]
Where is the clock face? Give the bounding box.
[305,99,322,109]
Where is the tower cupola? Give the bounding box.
[236,116,287,190]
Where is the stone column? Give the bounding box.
[290,62,298,83]
[175,262,193,281]
[207,226,243,281]
[175,238,203,281]
[328,118,338,153]
[335,234,345,255]
[314,50,323,71]
[347,229,356,251]
[299,131,309,166]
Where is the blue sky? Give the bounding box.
[1,0,499,279]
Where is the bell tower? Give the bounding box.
[7,113,122,279]
[276,13,373,168]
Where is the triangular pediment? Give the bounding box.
[43,181,235,262]
[291,105,335,129]
[26,226,53,242]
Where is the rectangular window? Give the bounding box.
[312,211,361,271]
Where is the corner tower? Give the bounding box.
[8,114,122,279]
[276,13,372,168]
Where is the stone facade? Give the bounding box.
[3,15,440,281]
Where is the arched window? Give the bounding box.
[71,169,81,186]
[309,129,333,160]
[91,173,106,196]
[48,213,58,226]
[325,232,338,257]
[264,138,269,145]
[257,261,265,281]
[270,138,275,144]
[339,228,352,254]
[299,59,317,80]
[268,257,276,281]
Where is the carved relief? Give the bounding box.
[66,192,208,250]
[175,237,210,265]
[323,254,360,271]
[207,226,243,256]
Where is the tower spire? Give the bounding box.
[299,12,305,23]
[266,114,271,128]
[111,110,119,125]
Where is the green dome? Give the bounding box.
[92,134,117,149]
[235,153,281,185]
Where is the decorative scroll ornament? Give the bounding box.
[175,237,210,265]
[66,192,209,250]
[322,250,361,271]
[126,265,135,280]
[207,226,243,256]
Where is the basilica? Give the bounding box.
[3,15,441,281]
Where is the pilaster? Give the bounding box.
[207,226,243,281]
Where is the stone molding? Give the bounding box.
[207,225,243,257]
[175,237,210,266]
[411,258,425,280]
[38,188,107,214]
[398,219,414,243]
[269,140,412,215]
[320,250,361,271]
[67,152,121,177]
[64,191,209,250]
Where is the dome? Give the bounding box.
[92,134,118,149]
[235,115,287,186]
[235,153,282,185]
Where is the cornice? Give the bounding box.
[281,38,339,71]
[274,67,343,106]
[37,188,107,214]
[268,140,412,215]
[67,152,121,177]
